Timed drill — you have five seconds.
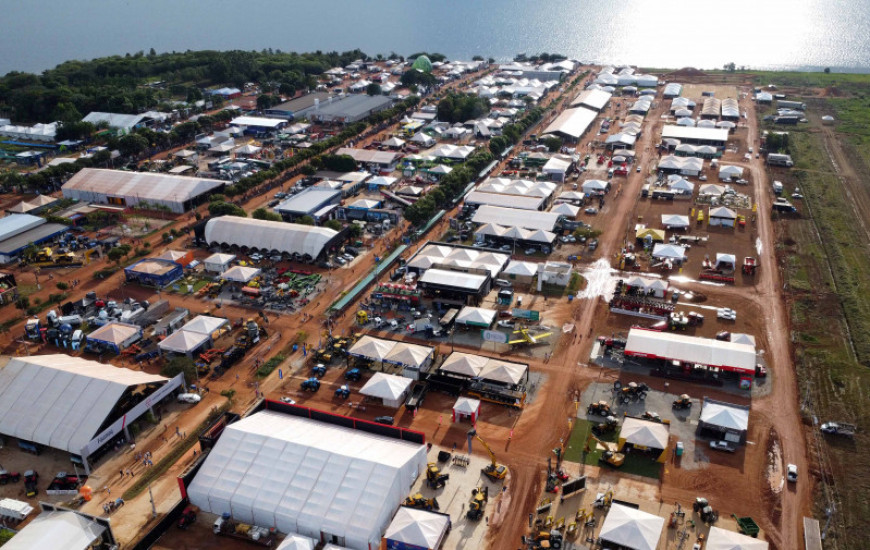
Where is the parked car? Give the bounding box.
[585,207,599,215]
[524,248,537,255]
[494,279,512,288]
[787,464,798,482]
[588,239,599,251]
[270,255,283,262]
[280,397,296,404]
[335,257,347,266]
[249,253,263,262]
[699,174,708,181]
[177,393,202,404]
[709,440,736,453]
[373,416,394,425]
[497,320,515,329]
[735,178,749,185]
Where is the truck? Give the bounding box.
[820,421,857,437]
[767,153,794,167]
[772,180,783,195]
[213,514,274,546]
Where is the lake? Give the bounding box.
[3,0,869,75]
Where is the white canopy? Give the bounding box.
[410,132,435,146]
[0,355,168,454]
[551,202,580,217]
[542,157,571,174]
[384,507,450,550]
[348,335,395,362]
[479,361,528,385]
[661,214,690,228]
[599,504,665,550]
[706,527,769,550]
[205,217,338,259]
[87,322,140,346]
[502,260,540,277]
[620,417,670,449]
[440,353,489,378]
[439,352,528,385]
[235,144,261,155]
[275,534,316,550]
[221,265,261,283]
[453,397,481,416]
[187,411,426,550]
[456,306,496,327]
[625,328,757,374]
[700,400,750,431]
[182,315,229,336]
[710,206,737,219]
[2,511,106,550]
[360,372,413,402]
[382,137,406,148]
[204,253,235,272]
[428,164,452,175]
[368,176,397,187]
[582,179,608,193]
[158,329,210,354]
[652,243,687,260]
[718,165,744,178]
[667,178,694,193]
[385,342,433,369]
[716,253,737,266]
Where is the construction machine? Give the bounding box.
[466,487,488,520]
[672,394,692,410]
[404,493,439,511]
[613,381,649,403]
[425,463,449,489]
[592,416,618,435]
[693,497,719,524]
[532,530,564,549]
[587,400,612,416]
[470,429,507,481]
[586,433,624,467]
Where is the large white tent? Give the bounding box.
[187,411,427,550]
[551,202,580,217]
[661,214,690,229]
[204,253,236,273]
[158,329,210,355]
[204,217,338,259]
[706,526,769,550]
[220,265,261,283]
[359,372,413,408]
[625,328,757,374]
[348,336,434,379]
[383,507,450,550]
[620,417,670,449]
[439,352,529,386]
[652,243,687,261]
[348,335,396,362]
[700,399,750,434]
[2,511,107,550]
[0,355,170,455]
[455,306,496,328]
[599,504,665,550]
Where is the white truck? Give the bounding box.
[820,421,857,437]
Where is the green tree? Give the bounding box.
[321,154,357,172]
[436,92,489,124]
[107,247,128,265]
[297,215,315,226]
[161,355,198,383]
[118,134,149,157]
[723,62,736,72]
[366,83,382,96]
[252,207,282,221]
[208,201,247,218]
[324,219,342,231]
[542,136,562,152]
[257,94,277,110]
[347,224,363,238]
[14,296,30,313]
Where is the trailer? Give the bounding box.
[213,514,274,547]
[732,514,760,537]
[767,153,794,167]
[820,421,857,437]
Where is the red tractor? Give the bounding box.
[0,470,20,485]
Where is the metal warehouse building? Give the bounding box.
[0,213,68,264]
[185,409,426,550]
[0,354,182,473]
[204,216,342,260]
[295,95,393,124]
[275,188,343,222]
[61,168,224,213]
[264,92,331,120]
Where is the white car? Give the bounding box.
[335,257,347,266]
[497,320,515,329]
[699,174,708,181]
[177,393,202,404]
[280,396,296,404]
[249,253,263,262]
[786,463,798,482]
[585,207,599,215]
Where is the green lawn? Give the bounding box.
[563,418,662,480]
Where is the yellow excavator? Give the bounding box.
[586,432,624,467]
[470,429,507,481]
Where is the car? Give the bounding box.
[494,279,512,288]
[524,248,537,255]
[588,239,599,251]
[274,192,287,199]
[699,174,708,181]
[497,320,515,329]
[270,255,283,262]
[791,193,804,199]
[335,257,347,266]
[177,393,202,404]
[280,397,296,404]
[735,179,749,185]
[787,464,798,482]
[748,146,753,153]
[500,244,511,252]
[445,234,460,243]
[585,207,599,215]
[249,253,263,262]
[709,440,736,453]
[342,253,354,262]
[636,166,642,173]
[373,416,394,425]
[560,236,571,243]
[389,319,399,330]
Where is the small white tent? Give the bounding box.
[706,526,769,550]
[383,508,450,550]
[220,265,261,283]
[359,372,413,408]
[452,397,481,423]
[551,202,580,217]
[456,306,496,328]
[709,206,737,228]
[599,504,665,550]
[204,253,236,273]
[275,534,317,550]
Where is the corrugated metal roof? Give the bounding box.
[543,107,598,139]
[0,213,45,242]
[62,169,223,204]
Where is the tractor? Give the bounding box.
[693,497,719,524]
[466,487,488,520]
[425,463,449,489]
[334,385,350,399]
[0,470,21,484]
[592,416,618,435]
[532,530,564,549]
[311,363,327,378]
[301,378,321,392]
[614,381,649,403]
[404,493,439,511]
[587,400,612,416]
[177,505,198,529]
[23,470,38,497]
[672,394,692,410]
[344,368,362,381]
[641,411,663,423]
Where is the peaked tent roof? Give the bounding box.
[221,265,261,283]
[384,342,433,368]
[275,534,317,550]
[479,361,528,385]
[620,417,670,449]
[384,507,450,548]
[2,510,106,550]
[700,400,750,431]
[599,504,665,550]
[652,243,687,259]
[87,322,140,345]
[158,329,210,354]
[359,372,413,401]
[182,315,229,336]
[348,335,395,362]
[502,260,540,277]
[706,526,769,550]
[456,306,497,327]
[440,353,488,378]
[710,206,737,219]
[551,202,580,217]
[452,397,481,416]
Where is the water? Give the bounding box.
[3,0,870,75]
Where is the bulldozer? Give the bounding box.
[693,497,719,523]
[532,530,564,549]
[403,493,439,511]
[425,463,449,489]
[470,429,507,481]
[592,416,618,435]
[587,400,612,417]
[672,394,692,410]
[466,487,487,520]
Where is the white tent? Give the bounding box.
[204,217,338,259]
[558,191,585,201]
[709,206,737,227]
[187,411,426,550]
[456,306,496,328]
[383,507,450,550]
[542,157,571,181]
[667,177,694,194]
[706,527,769,550]
[440,353,488,378]
[551,202,580,217]
[384,343,433,371]
[204,253,236,273]
[731,333,756,346]
[479,361,528,385]
[275,534,316,550]
[382,137,406,148]
[661,214,690,229]
[582,179,609,193]
[718,165,744,180]
[502,260,540,278]
[348,335,395,362]
[652,243,687,261]
[367,176,397,188]
[235,144,261,156]
[359,372,413,408]
[624,328,757,374]
[410,132,435,146]
[700,401,750,432]
[158,329,210,355]
[452,397,481,423]
[221,265,261,283]
[2,511,106,550]
[599,504,665,550]
[620,417,670,450]
[716,253,737,269]
[182,315,229,337]
[428,164,452,175]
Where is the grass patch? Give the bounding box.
[563,418,661,479]
[256,354,286,378]
[121,402,229,501]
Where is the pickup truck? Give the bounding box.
[709,440,737,453]
[405,381,428,410]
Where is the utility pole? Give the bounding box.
[149,484,157,518]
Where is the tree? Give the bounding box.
[297,215,315,225]
[161,355,198,383]
[107,247,127,265]
[208,201,247,218]
[118,134,149,157]
[256,94,277,110]
[824,67,831,73]
[472,55,484,61]
[542,136,562,152]
[436,92,489,124]
[321,154,357,173]
[14,296,30,313]
[723,62,736,72]
[366,83,382,96]
[324,219,342,231]
[252,207,282,221]
[347,224,363,238]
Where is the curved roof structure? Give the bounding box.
[204,217,337,258]
[0,355,167,454]
[411,55,433,73]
